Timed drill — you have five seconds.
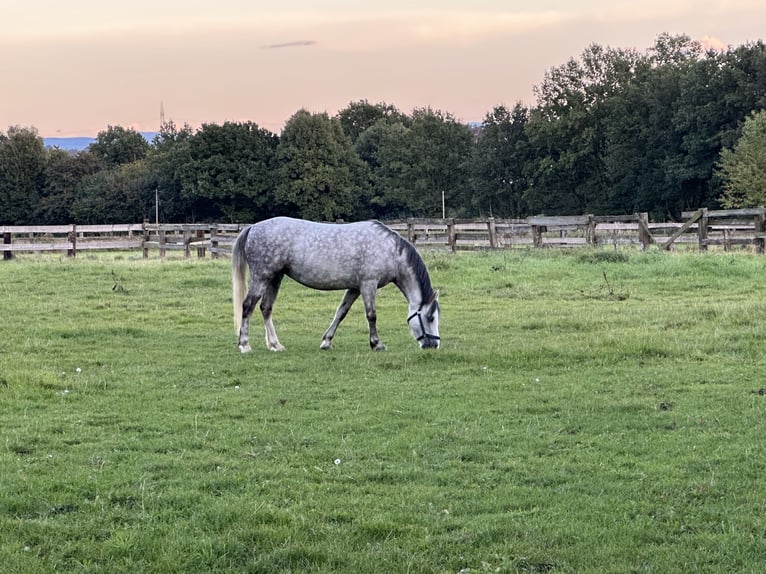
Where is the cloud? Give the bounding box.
[699,35,728,52]
[261,40,318,50]
[408,10,568,42]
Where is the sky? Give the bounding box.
[2,0,765,137]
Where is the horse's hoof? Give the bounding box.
[239,344,252,354]
[320,341,332,350]
[373,344,387,351]
[269,344,286,352]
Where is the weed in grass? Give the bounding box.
[586,270,630,300]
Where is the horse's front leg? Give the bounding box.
[321,289,359,350]
[361,285,385,351]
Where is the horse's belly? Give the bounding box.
[287,268,357,290]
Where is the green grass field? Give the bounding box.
[2,249,766,573]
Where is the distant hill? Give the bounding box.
[43,137,96,151]
[44,132,158,151]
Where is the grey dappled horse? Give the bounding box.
[232,217,441,352]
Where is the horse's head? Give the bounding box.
[407,291,440,349]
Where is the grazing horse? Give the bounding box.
[232,217,441,352]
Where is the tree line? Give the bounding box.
[2,33,765,226]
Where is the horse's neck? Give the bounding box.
[397,265,427,309]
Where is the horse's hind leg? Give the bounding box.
[321,289,359,350]
[260,275,285,352]
[238,285,262,353]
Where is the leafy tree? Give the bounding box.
[667,45,744,213]
[275,110,368,220]
[147,121,195,222]
[725,41,766,116]
[470,104,530,218]
[356,108,472,218]
[70,160,154,224]
[356,119,414,218]
[63,126,153,224]
[717,110,766,207]
[605,35,764,218]
[337,100,408,143]
[703,40,766,207]
[603,49,686,218]
[649,32,702,66]
[89,125,150,167]
[524,44,641,215]
[404,107,473,217]
[0,126,46,224]
[178,122,279,222]
[39,148,101,223]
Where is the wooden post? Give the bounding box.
[67,224,77,257]
[586,215,597,247]
[159,227,167,258]
[183,227,192,259]
[698,208,709,252]
[637,213,653,250]
[487,217,497,249]
[211,225,220,259]
[196,229,206,258]
[3,232,12,260]
[142,221,149,258]
[532,225,543,248]
[755,211,766,255]
[447,219,456,252]
[407,220,416,244]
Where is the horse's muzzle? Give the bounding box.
[420,338,440,349]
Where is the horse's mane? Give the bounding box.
[373,221,435,302]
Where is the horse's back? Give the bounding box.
[245,217,400,289]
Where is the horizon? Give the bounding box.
[42,132,159,151]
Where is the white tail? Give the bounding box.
[231,227,250,334]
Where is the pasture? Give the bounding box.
[2,249,766,573]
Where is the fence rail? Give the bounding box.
[3,209,766,259]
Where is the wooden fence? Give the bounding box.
[3,209,766,259]
[0,223,245,260]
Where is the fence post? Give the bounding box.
[196,229,206,258]
[211,225,220,259]
[183,227,191,258]
[447,219,456,252]
[3,232,12,260]
[586,215,597,247]
[698,208,709,252]
[67,224,77,257]
[532,225,543,248]
[637,213,652,250]
[159,226,167,258]
[487,217,497,249]
[755,211,766,255]
[407,220,416,244]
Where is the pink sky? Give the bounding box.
[1,1,765,137]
